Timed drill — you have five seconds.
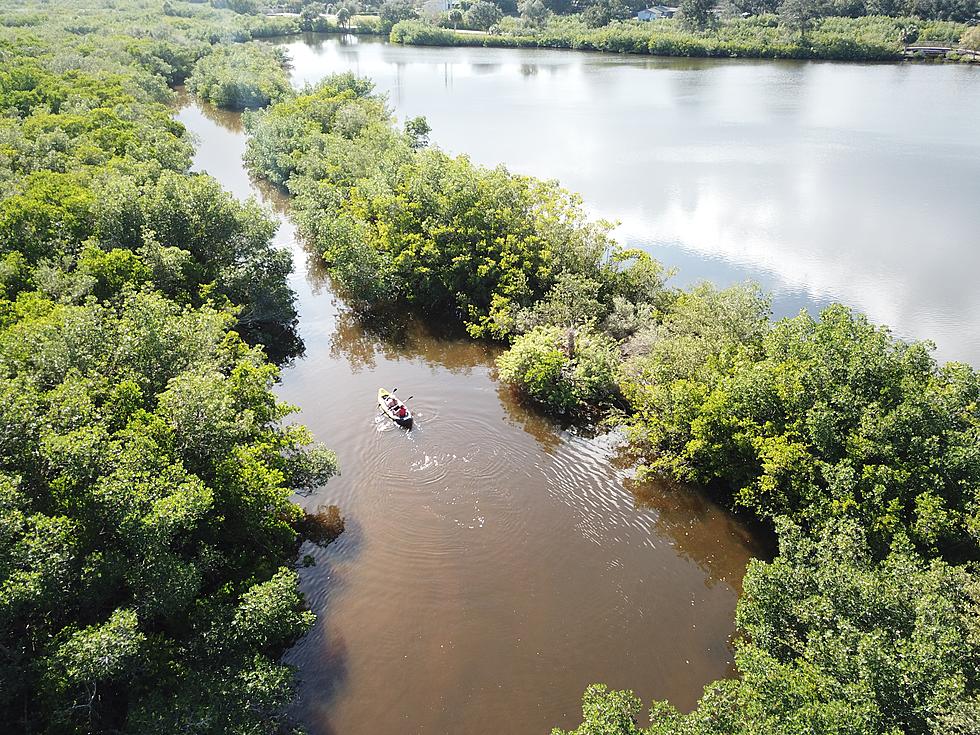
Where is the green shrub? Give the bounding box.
[187,43,291,109]
[497,325,620,412]
[351,14,383,33]
[961,25,980,49]
[390,19,458,44]
[389,14,967,60]
[622,301,980,559]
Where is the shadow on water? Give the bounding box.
[285,557,350,732]
[626,476,774,591]
[470,61,503,75]
[284,514,368,732]
[175,87,247,132]
[494,382,568,456]
[243,320,306,368]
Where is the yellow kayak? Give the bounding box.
[378,388,413,429]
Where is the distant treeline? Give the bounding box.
[0,1,340,733]
[274,0,979,62]
[245,74,980,735]
[278,0,978,26]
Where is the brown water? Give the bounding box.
[176,89,765,733]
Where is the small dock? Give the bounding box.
[903,45,980,60]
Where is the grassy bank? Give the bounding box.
[391,14,975,62]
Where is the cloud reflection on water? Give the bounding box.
[281,36,980,365]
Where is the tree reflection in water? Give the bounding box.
[494,381,567,455]
[626,475,773,592]
[328,305,496,374]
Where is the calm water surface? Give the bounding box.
[283,34,980,365]
[176,39,976,735]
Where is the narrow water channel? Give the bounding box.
[176,92,765,734]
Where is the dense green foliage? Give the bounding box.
[497,325,620,412]
[187,42,291,109]
[391,14,973,61]
[622,301,980,559]
[451,0,979,26]
[379,0,419,32]
[390,18,461,43]
[245,75,672,344]
[0,292,337,733]
[0,56,299,342]
[0,2,341,732]
[962,24,980,48]
[467,0,506,29]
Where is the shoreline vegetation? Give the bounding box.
[258,0,980,66]
[270,13,980,64]
[0,1,341,732]
[244,73,980,735]
[389,14,978,61]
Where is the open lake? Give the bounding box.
[177,36,978,735]
[286,34,980,365]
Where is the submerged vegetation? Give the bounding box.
[0,1,339,732]
[247,70,980,735]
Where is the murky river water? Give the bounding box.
[176,37,977,735]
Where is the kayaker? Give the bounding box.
[385,395,398,409]
[396,404,408,418]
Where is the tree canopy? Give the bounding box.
[0,3,340,732]
[187,43,291,110]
